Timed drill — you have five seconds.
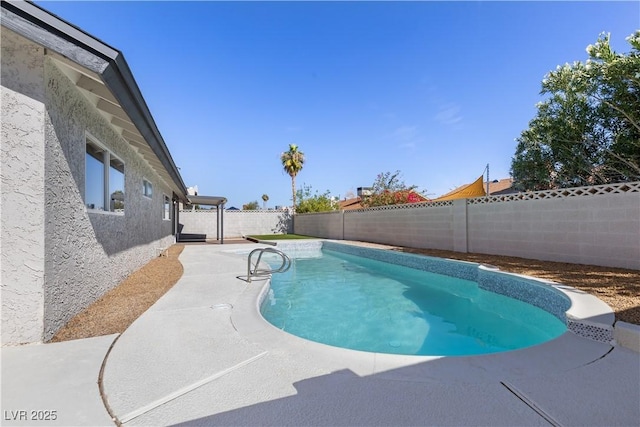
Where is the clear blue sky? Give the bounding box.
[38,1,639,209]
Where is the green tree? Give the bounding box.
[280,144,305,211]
[110,190,124,210]
[361,170,420,207]
[243,201,259,210]
[261,194,269,209]
[295,184,338,213]
[511,32,640,190]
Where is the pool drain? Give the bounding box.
[212,303,233,310]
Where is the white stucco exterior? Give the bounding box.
[1,13,184,345]
[1,30,47,344]
[41,54,175,341]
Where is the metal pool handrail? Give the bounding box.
[245,247,291,283]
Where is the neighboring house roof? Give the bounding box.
[487,178,516,195]
[1,0,188,201]
[341,180,516,208]
[337,191,429,210]
[338,197,363,210]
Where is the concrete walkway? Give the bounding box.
[2,335,116,426]
[2,243,639,426]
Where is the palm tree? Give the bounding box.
[280,144,305,211]
[261,193,269,209]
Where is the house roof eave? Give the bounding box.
[2,0,189,202]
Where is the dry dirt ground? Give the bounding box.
[51,244,185,342]
[397,247,640,325]
[52,242,640,342]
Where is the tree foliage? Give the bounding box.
[511,32,640,190]
[242,201,259,210]
[111,190,124,210]
[361,170,421,207]
[280,144,305,211]
[295,184,338,214]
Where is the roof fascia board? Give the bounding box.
[2,0,118,60]
[101,57,188,197]
[1,3,110,75]
[2,0,188,200]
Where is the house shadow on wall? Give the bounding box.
[85,213,176,255]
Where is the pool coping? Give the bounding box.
[256,239,617,346]
[229,239,620,376]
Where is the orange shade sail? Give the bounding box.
[433,175,486,201]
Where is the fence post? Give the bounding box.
[452,198,468,253]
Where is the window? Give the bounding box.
[85,143,105,210]
[143,179,153,198]
[163,195,171,220]
[110,158,125,212]
[85,135,125,213]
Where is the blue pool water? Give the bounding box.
[260,248,567,356]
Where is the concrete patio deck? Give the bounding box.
[2,243,639,426]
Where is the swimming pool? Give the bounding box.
[258,241,571,356]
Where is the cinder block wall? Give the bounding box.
[467,192,640,269]
[294,184,640,270]
[343,205,454,250]
[179,210,292,238]
[293,211,344,240]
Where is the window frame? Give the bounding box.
[163,194,171,221]
[142,178,153,199]
[85,133,125,215]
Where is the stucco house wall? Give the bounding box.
[42,54,175,341]
[1,8,184,345]
[1,29,47,344]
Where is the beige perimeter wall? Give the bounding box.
[179,210,292,238]
[294,183,640,270]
